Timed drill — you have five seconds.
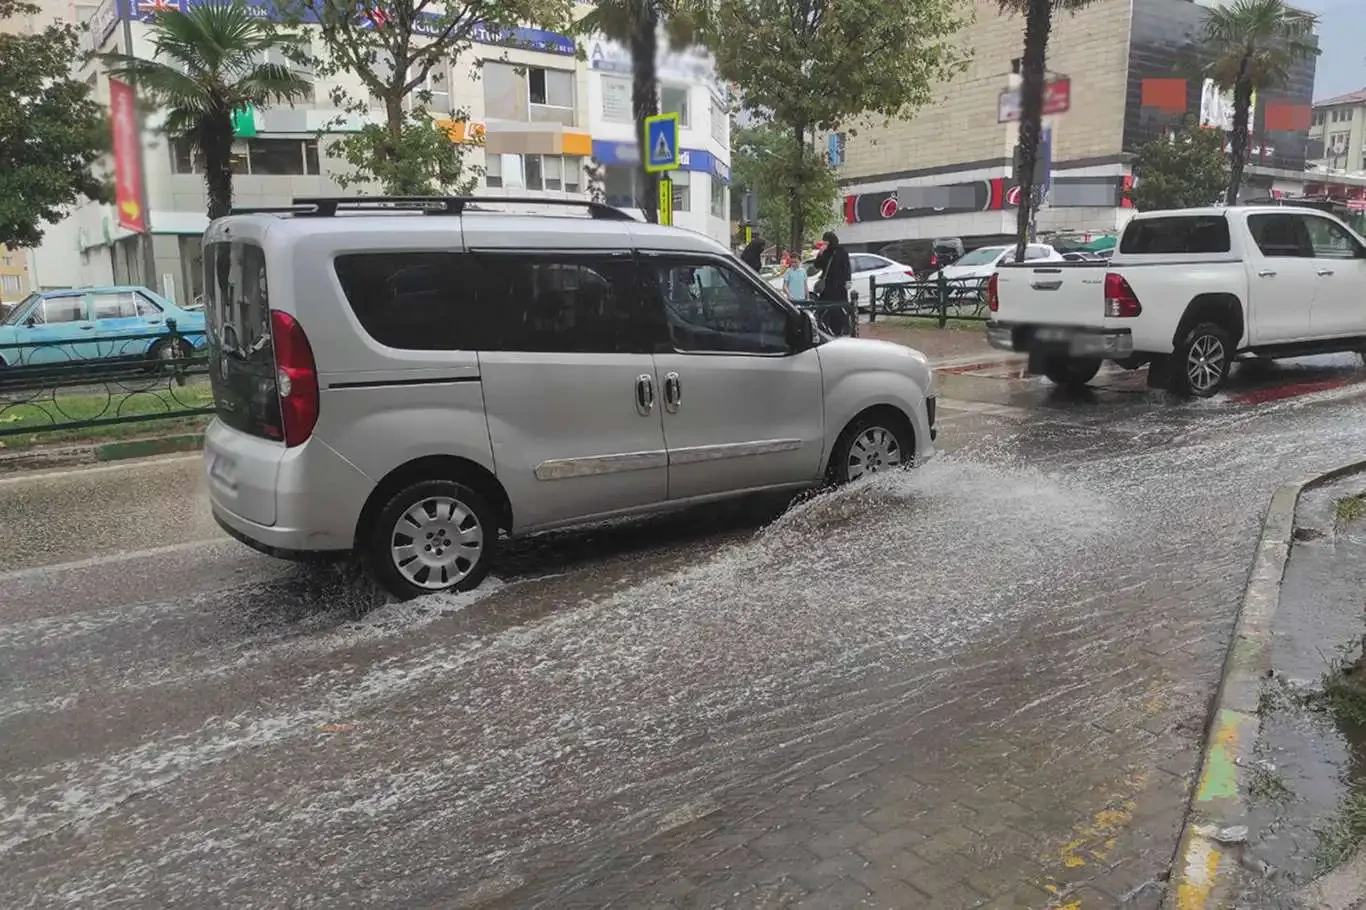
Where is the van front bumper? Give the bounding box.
[986,322,1133,358]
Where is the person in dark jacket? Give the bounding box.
[812,231,853,335]
[739,238,766,272]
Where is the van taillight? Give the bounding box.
[987,273,999,312]
[270,311,319,447]
[1104,272,1142,318]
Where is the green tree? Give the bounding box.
[1128,119,1227,211]
[293,0,570,195]
[996,0,1094,261]
[572,1,696,223]
[1202,0,1317,205]
[700,0,965,252]
[730,123,836,253]
[0,0,109,247]
[102,1,311,220]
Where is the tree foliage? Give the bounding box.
[0,0,110,247]
[995,0,1093,260]
[730,123,835,253]
[292,0,570,195]
[1129,119,1227,211]
[103,1,312,220]
[700,0,966,251]
[1202,0,1317,205]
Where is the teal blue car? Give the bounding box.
[0,286,207,367]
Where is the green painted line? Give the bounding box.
[94,433,204,462]
[1196,708,1241,802]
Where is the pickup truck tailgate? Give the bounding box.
[994,263,1106,327]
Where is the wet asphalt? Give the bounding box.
[3,354,1366,908]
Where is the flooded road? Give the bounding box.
[3,359,1366,908]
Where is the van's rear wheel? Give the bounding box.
[1042,356,1101,389]
[367,479,496,600]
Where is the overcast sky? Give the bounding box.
[1298,0,1365,100]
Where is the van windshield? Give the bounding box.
[203,241,284,442]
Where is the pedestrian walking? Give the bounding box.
[740,237,766,272]
[812,231,853,336]
[781,253,808,303]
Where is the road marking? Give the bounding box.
[0,452,201,486]
[0,537,228,583]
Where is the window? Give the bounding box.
[523,154,544,191]
[485,154,503,188]
[486,154,582,193]
[1247,213,1310,257]
[564,156,582,194]
[249,139,307,176]
[710,95,728,145]
[41,296,86,324]
[1024,246,1051,260]
[646,259,789,355]
[660,85,689,127]
[604,165,643,208]
[258,42,315,105]
[710,179,726,218]
[425,63,451,113]
[334,252,476,350]
[1303,216,1362,259]
[668,169,691,211]
[171,137,204,174]
[602,75,631,122]
[543,155,563,191]
[528,67,575,125]
[91,291,142,319]
[0,274,20,296]
[482,61,526,120]
[1119,216,1232,254]
[850,254,882,272]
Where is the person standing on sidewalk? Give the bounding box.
[782,253,809,303]
[813,231,852,335]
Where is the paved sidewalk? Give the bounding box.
[862,319,999,365]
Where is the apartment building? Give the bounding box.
[33,1,731,299]
[1308,89,1366,174]
[834,0,1317,255]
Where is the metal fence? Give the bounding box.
[795,301,860,338]
[858,275,992,326]
[0,319,213,438]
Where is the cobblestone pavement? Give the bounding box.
[2,359,1366,909]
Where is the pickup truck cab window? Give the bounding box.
[1247,213,1312,258]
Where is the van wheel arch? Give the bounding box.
[355,455,512,549]
[824,404,917,484]
[1173,293,1244,350]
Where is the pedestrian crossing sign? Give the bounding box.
[644,113,680,173]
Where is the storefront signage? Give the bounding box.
[587,38,723,97]
[847,174,1128,223]
[592,139,723,175]
[90,0,120,48]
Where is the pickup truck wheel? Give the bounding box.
[1171,322,1232,398]
[1042,357,1101,389]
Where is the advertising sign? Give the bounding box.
[89,0,119,49]
[108,78,146,234]
[1199,78,1255,132]
[997,78,1072,123]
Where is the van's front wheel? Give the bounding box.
[368,479,496,600]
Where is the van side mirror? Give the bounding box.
[787,308,814,351]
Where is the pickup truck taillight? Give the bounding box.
[987,273,999,312]
[1104,272,1142,318]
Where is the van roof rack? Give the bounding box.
[246,196,639,221]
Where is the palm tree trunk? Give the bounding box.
[1226,71,1253,205]
[1014,0,1052,261]
[630,5,659,222]
[203,111,235,221]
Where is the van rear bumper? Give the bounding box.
[986,321,1133,358]
[213,504,350,559]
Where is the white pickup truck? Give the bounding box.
[985,206,1366,396]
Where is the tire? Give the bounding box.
[1170,321,1233,398]
[147,338,192,373]
[883,285,909,314]
[366,478,497,600]
[828,410,915,484]
[1041,356,1102,389]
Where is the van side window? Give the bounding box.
[642,258,789,355]
[335,252,475,350]
[474,254,650,354]
[1119,216,1231,255]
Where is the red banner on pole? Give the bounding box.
[109,77,146,233]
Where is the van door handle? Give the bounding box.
[1317,268,1335,277]
[1030,280,1063,290]
[663,371,681,413]
[1257,269,1277,278]
[635,373,655,416]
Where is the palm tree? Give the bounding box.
[997,0,1093,260]
[573,1,695,223]
[1202,0,1318,205]
[102,1,312,220]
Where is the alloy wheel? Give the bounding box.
[1186,334,1226,395]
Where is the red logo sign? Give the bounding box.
[108,78,146,233]
[879,197,898,219]
[1005,185,1023,206]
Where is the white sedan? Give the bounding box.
[769,252,917,310]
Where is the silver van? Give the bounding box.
[201,197,937,599]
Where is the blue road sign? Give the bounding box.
[644,113,680,173]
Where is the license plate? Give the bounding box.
[1035,328,1071,342]
[210,453,235,485]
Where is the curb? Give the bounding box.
[0,433,203,474]
[1167,458,1366,910]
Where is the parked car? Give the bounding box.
[0,286,206,367]
[926,243,1064,285]
[985,206,1366,396]
[769,251,917,310]
[202,197,938,599]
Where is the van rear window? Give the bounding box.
[203,241,284,442]
[1120,216,1231,255]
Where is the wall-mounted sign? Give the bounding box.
[849,173,1129,223]
[997,78,1071,123]
[89,0,119,49]
[591,139,728,183]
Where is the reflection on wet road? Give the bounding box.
[3,357,1366,908]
